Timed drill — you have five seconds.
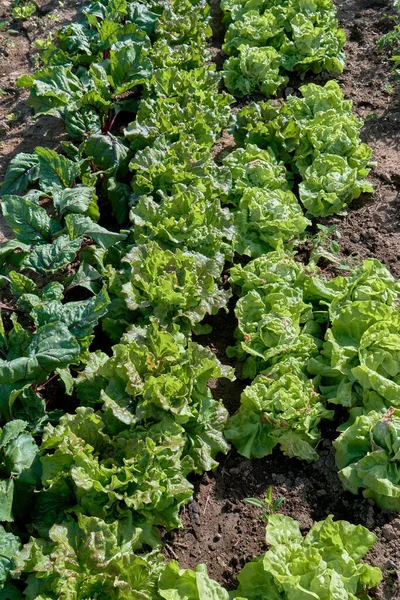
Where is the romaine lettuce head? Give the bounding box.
[225,360,333,461]
[233,187,311,257]
[223,45,288,98]
[335,408,400,510]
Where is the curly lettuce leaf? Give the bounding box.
[223,45,288,98]
[335,408,400,509]
[233,187,310,257]
[225,361,333,461]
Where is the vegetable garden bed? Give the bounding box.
[0,0,399,599]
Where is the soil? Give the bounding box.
[0,0,399,598]
[325,0,400,277]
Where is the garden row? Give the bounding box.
[0,0,398,598]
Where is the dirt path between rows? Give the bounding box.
[327,0,400,276]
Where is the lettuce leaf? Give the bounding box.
[233,513,382,600]
[223,45,288,98]
[225,360,333,461]
[335,409,400,510]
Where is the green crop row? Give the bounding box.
[221,0,346,97]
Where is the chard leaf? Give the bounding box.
[0,526,20,584]
[1,195,62,245]
[0,480,14,522]
[66,262,103,294]
[9,272,39,298]
[23,235,82,274]
[17,66,84,118]
[109,40,152,95]
[53,186,97,218]
[1,153,40,196]
[65,214,127,248]
[64,107,102,141]
[129,2,158,34]
[0,323,80,385]
[35,147,80,193]
[83,133,130,177]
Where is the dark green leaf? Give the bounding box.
[23,235,81,274]
[1,153,40,196]
[1,195,62,244]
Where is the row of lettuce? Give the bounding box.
[0,0,396,597]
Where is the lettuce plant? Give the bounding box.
[228,252,321,377]
[37,407,194,531]
[129,184,233,258]
[233,82,374,216]
[225,359,333,461]
[129,136,231,200]
[232,513,382,600]
[124,86,233,150]
[308,259,400,412]
[222,10,284,55]
[222,144,290,204]
[75,321,233,472]
[9,514,162,599]
[335,408,400,510]
[105,241,230,336]
[233,187,310,257]
[223,45,288,98]
[299,154,374,217]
